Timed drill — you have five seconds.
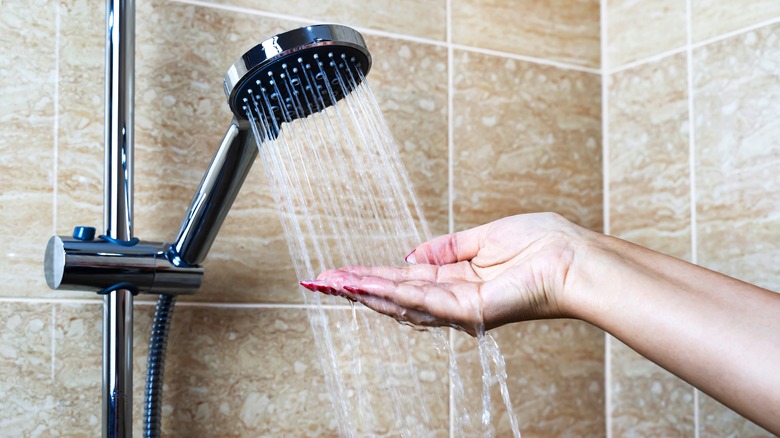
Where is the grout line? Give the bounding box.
[170,0,447,48]
[607,46,688,74]
[449,44,601,74]
[599,0,612,436]
[446,0,455,436]
[0,297,103,305]
[171,0,314,26]
[447,21,455,241]
[685,1,701,436]
[449,326,455,438]
[51,306,56,383]
[141,300,362,311]
[600,23,610,238]
[53,0,61,235]
[0,296,360,311]
[170,0,602,74]
[608,15,780,74]
[693,15,780,50]
[694,388,700,435]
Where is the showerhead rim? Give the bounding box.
[223,24,372,120]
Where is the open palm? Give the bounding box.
[301,213,584,335]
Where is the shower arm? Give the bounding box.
[43,119,257,294]
[169,118,257,267]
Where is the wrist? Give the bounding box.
[557,226,616,324]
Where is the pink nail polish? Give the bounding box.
[300,281,337,295]
[299,281,317,291]
[344,285,362,294]
[314,284,334,295]
[404,249,417,265]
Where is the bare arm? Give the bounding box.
[302,213,780,433]
[567,231,780,433]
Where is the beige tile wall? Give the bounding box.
[2,0,779,436]
[451,0,601,68]
[604,2,780,437]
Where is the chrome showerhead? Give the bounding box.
[223,24,372,131]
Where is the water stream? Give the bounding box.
[246,55,521,437]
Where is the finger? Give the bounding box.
[301,279,448,328]
[352,293,443,327]
[340,262,481,283]
[343,275,477,324]
[301,269,363,296]
[314,269,362,286]
[408,224,489,266]
[357,293,477,336]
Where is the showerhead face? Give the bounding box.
[224,24,372,129]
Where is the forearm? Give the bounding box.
[565,230,780,434]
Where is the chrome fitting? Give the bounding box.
[44,234,203,295]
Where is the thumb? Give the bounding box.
[406,224,487,266]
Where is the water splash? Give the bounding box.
[477,329,522,438]
[245,53,520,436]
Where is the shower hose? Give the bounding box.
[143,293,177,438]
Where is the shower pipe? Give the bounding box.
[42,1,373,435]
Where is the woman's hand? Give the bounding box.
[300,212,589,335]
[302,212,780,432]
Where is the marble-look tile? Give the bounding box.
[610,339,694,436]
[699,393,774,437]
[0,303,56,435]
[607,0,686,68]
[52,302,103,435]
[609,53,690,260]
[0,1,55,298]
[153,306,338,436]
[452,50,603,231]
[53,302,450,435]
[453,320,605,436]
[201,0,446,41]
[692,0,780,42]
[694,25,780,291]
[452,0,600,68]
[56,0,104,238]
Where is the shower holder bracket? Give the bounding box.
[44,226,203,296]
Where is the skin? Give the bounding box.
[301,212,780,434]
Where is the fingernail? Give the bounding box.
[344,285,363,294]
[299,281,317,292]
[404,249,417,265]
[300,281,336,295]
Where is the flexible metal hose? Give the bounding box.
[143,294,176,438]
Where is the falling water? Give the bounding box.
[242,52,520,437]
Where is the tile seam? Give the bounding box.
[449,44,601,74]
[169,0,602,74]
[608,46,688,75]
[0,297,103,305]
[0,296,363,310]
[446,0,455,436]
[685,1,700,436]
[53,0,61,235]
[600,0,612,436]
[155,301,362,310]
[607,15,780,74]
[51,306,56,383]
